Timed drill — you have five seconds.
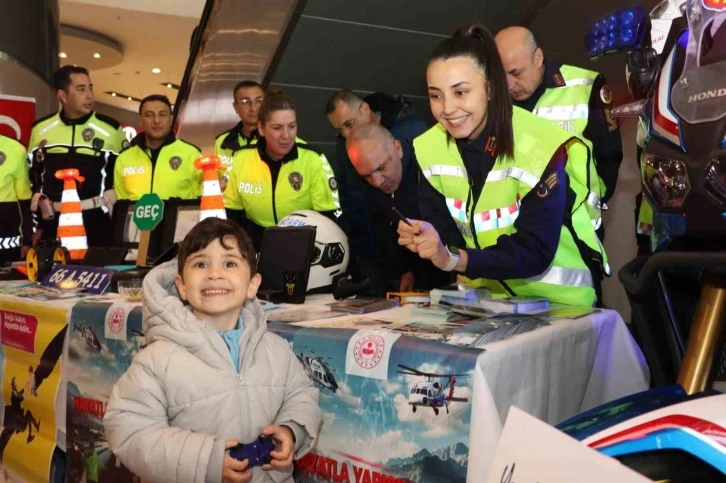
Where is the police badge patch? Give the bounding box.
[169,156,182,170]
[289,172,303,191]
[600,85,613,104]
[0,152,5,166]
[92,138,105,150]
[82,128,95,142]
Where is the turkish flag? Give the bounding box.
[0,94,36,147]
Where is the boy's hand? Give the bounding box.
[223,440,252,483]
[261,425,295,472]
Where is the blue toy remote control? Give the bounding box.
[228,435,276,468]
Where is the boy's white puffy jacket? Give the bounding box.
[103,261,322,483]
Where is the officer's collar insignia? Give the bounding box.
[169,156,182,170]
[552,72,565,87]
[82,128,95,142]
[92,138,104,150]
[289,172,303,191]
[0,152,5,166]
[485,136,497,157]
[536,172,559,198]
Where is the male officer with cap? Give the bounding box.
[28,65,125,247]
[114,94,201,201]
[496,27,623,237]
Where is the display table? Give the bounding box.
[0,285,650,483]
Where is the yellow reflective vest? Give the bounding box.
[0,134,32,249]
[114,135,202,201]
[414,108,606,307]
[224,141,341,227]
[531,64,605,228]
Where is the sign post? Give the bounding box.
[132,193,164,266]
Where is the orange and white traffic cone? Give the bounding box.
[55,169,88,260]
[195,155,227,221]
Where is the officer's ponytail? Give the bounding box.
[430,24,514,158]
[259,93,296,125]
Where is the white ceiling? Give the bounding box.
[59,0,204,112]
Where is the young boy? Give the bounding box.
[104,218,322,483]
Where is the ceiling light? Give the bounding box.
[111,92,116,97]
[59,52,67,58]
[94,53,101,58]
[167,83,172,88]
[152,68,161,74]
[127,96,132,101]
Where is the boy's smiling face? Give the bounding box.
[175,236,261,330]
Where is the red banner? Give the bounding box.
[0,94,37,147]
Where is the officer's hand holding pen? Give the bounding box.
[397,219,450,269]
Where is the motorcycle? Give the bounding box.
[553,1,726,479]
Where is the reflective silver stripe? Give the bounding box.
[88,122,110,137]
[486,167,540,188]
[564,78,595,87]
[528,265,593,288]
[0,236,21,249]
[532,104,589,121]
[586,191,602,211]
[38,119,60,136]
[422,165,468,180]
[591,217,602,230]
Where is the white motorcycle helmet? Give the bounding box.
[277,210,349,291]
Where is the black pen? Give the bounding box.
[392,206,412,226]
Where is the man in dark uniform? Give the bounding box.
[28,65,125,247]
[346,124,450,292]
[325,90,429,286]
[496,27,623,238]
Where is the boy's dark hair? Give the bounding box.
[139,94,173,115]
[177,218,257,276]
[430,24,514,158]
[324,89,362,115]
[53,65,90,91]
[258,93,296,124]
[233,80,264,99]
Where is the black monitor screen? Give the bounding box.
[257,226,316,292]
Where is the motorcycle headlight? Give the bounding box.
[704,158,726,209]
[641,153,690,208]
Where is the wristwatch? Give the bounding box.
[442,245,460,272]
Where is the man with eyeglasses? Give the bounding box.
[114,95,201,201]
[325,90,428,292]
[214,80,265,185]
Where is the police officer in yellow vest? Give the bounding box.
[224,93,343,250]
[398,25,607,307]
[214,80,265,188]
[114,95,201,201]
[29,65,126,247]
[495,27,623,238]
[0,134,33,263]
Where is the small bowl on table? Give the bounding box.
[118,278,143,302]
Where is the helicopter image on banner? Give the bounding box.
[297,346,339,393]
[397,364,469,416]
[73,324,102,353]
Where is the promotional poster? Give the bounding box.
[269,322,483,483]
[0,298,67,483]
[65,301,143,483]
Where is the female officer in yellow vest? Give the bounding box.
[397,25,606,307]
[224,93,342,249]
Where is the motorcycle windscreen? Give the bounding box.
[671,0,726,124]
